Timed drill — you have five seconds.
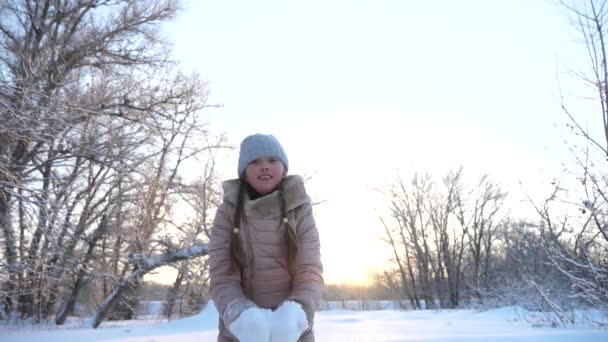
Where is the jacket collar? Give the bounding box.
[222,175,311,218]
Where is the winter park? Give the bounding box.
[2,0,608,341]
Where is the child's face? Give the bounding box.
[244,156,285,195]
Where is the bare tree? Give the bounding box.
[527,0,608,324]
[389,173,436,308]
[380,216,419,309]
[457,175,507,305]
[383,172,465,309]
[380,169,510,310]
[427,168,466,308]
[0,0,226,323]
[164,156,222,319]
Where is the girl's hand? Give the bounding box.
[270,301,308,342]
[228,306,273,342]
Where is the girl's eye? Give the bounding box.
[268,158,277,163]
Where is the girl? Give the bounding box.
[209,133,324,342]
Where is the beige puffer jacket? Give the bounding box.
[209,175,324,342]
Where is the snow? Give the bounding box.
[1,303,607,342]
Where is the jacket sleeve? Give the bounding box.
[209,203,255,326]
[288,203,324,326]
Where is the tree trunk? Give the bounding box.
[164,265,185,319]
[92,244,209,328]
[0,188,17,317]
[55,215,109,325]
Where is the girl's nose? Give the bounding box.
[261,166,269,172]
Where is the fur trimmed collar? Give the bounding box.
[221,175,311,219]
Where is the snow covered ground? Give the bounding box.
[1,304,607,341]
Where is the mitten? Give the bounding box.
[270,300,309,342]
[228,306,273,342]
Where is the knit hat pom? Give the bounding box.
[237,134,289,177]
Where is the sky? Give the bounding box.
[152,0,603,285]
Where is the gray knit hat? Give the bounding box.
[237,134,289,178]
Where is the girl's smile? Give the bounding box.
[244,156,285,195]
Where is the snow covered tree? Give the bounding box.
[0,0,225,323]
[529,0,608,325]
